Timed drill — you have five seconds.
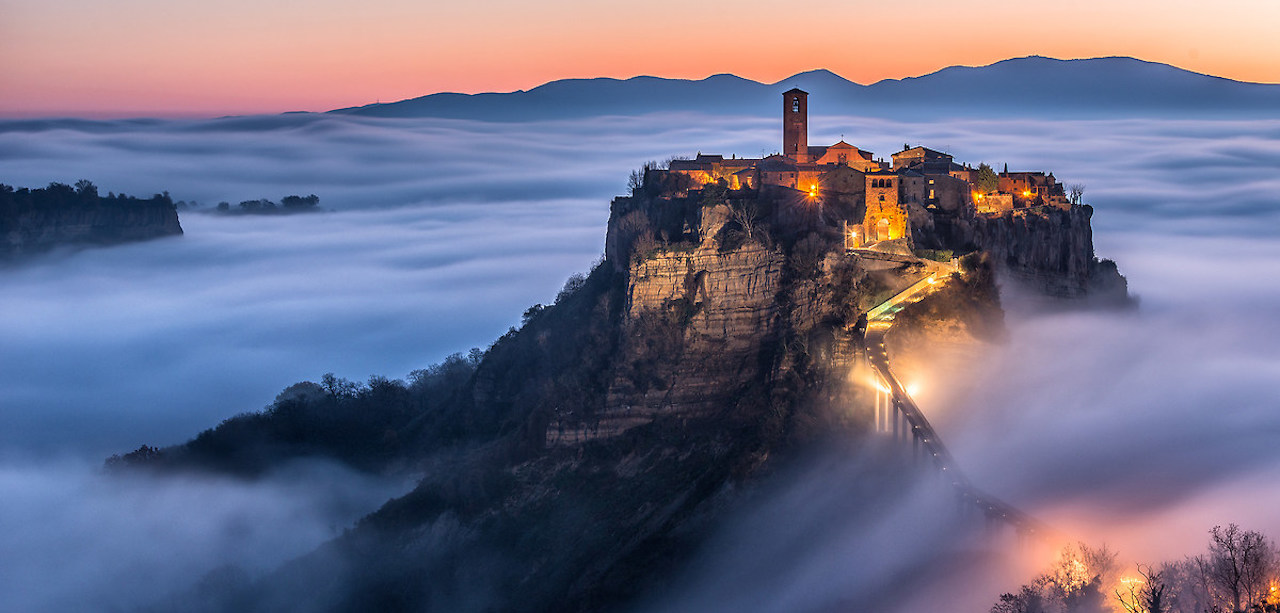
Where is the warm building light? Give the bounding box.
[1022,190,1032,197]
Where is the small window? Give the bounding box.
[792,98,800,112]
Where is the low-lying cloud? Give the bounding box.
[0,458,408,612]
[2,111,1279,611]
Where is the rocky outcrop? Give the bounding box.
[135,175,1124,613]
[967,205,1128,301]
[1,189,183,259]
[603,243,785,427]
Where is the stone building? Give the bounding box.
[999,171,1070,209]
[861,170,908,243]
[657,90,1077,246]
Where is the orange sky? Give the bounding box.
[2,0,1277,117]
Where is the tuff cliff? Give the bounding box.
[914,202,1129,302]
[0,182,183,259]
[969,204,1127,301]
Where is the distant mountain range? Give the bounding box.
[331,56,1280,121]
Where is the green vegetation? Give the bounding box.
[975,163,1000,194]
[912,248,953,262]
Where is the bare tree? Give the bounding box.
[728,198,760,243]
[1116,564,1169,613]
[1011,541,1117,613]
[1205,524,1276,612]
[615,210,657,260]
[1160,558,1214,613]
[1068,184,1086,205]
[628,161,659,195]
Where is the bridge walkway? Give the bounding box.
[861,262,1051,539]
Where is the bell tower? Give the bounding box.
[783,88,809,163]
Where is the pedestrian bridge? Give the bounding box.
[863,265,1051,540]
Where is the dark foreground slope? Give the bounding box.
[1,181,182,259]
[121,178,1125,612]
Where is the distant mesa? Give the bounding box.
[0,180,182,259]
[330,56,1280,121]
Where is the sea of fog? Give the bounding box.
[1,112,1278,611]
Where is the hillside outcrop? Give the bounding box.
[968,204,1127,300]
[125,175,1126,613]
[1,182,183,258]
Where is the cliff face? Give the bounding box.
[1,191,183,258]
[602,243,784,427]
[942,204,1129,301]
[970,205,1094,297]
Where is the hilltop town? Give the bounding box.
[655,88,1077,252]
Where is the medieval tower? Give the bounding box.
[783,88,808,162]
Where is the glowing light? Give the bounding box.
[868,378,891,393]
[905,382,921,396]
[1022,189,1032,197]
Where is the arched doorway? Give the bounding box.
[876,218,891,241]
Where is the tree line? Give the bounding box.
[0,180,174,210]
[212,194,320,215]
[993,525,1279,613]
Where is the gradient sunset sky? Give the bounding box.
[3,0,1278,118]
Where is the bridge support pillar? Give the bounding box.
[890,399,899,440]
[878,387,888,434]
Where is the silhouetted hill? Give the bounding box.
[1,180,182,258]
[331,56,1280,120]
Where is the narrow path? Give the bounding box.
[864,268,1051,538]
